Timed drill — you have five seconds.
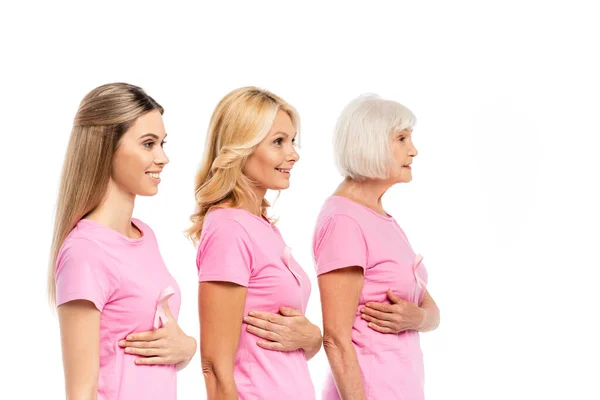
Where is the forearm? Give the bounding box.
[176,336,197,371]
[323,334,366,400]
[303,324,323,360]
[202,359,238,400]
[417,296,440,332]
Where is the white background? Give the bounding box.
[2,1,599,399]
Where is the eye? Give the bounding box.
[143,141,155,148]
[399,136,406,142]
[292,137,297,145]
[161,140,167,147]
[274,138,283,146]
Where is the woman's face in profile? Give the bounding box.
[388,128,418,184]
[243,110,299,192]
[111,109,170,197]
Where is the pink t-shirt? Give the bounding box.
[197,208,315,400]
[55,218,181,400]
[313,196,429,400]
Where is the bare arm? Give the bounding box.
[57,300,101,400]
[418,290,440,332]
[319,267,366,400]
[199,281,247,400]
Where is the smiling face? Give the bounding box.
[111,109,169,196]
[242,110,299,195]
[387,128,418,183]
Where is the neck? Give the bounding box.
[239,186,267,217]
[334,177,393,216]
[85,180,137,237]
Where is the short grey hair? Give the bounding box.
[333,94,416,180]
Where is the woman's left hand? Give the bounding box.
[118,301,197,366]
[360,289,426,334]
[244,307,322,356]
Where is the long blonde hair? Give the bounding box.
[48,83,163,306]
[187,86,299,245]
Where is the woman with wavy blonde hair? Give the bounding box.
[50,83,196,399]
[189,87,321,399]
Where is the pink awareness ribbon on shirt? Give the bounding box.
[153,285,175,329]
[282,246,302,284]
[412,254,426,304]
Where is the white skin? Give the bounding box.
[199,110,322,400]
[58,110,196,399]
[319,128,441,400]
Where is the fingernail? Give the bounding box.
[119,341,125,346]
[135,359,140,364]
[257,341,264,346]
[243,316,249,322]
[124,348,130,353]
[126,335,132,341]
[368,323,374,327]
[249,311,255,316]
[360,307,365,312]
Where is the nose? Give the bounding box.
[154,146,169,166]
[287,145,300,163]
[409,140,418,157]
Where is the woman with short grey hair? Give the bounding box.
[313,94,440,399]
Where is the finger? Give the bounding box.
[163,300,175,323]
[134,356,170,365]
[361,307,395,322]
[125,328,165,342]
[363,302,394,313]
[119,339,164,349]
[367,322,394,334]
[243,316,282,333]
[360,313,394,328]
[386,289,404,304]
[256,340,286,351]
[248,311,285,325]
[279,306,302,317]
[246,325,281,342]
[125,347,167,357]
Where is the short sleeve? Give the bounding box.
[197,218,254,287]
[313,214,368,276]
[55,238,120,311]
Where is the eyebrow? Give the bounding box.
[273,131,297,138]
[139,133,168,140]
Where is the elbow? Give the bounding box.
[201,356,234,386]
[65,385,97,400]
[322,331,351,356]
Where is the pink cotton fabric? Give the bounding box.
[313,196,429,400]
[55,218,181,400]
[197,208,315,400]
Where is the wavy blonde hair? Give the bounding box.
[48,83,163,306]
[187,87,299,245]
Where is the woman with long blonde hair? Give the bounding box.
[50,83,196,399]
[189,87,321,399]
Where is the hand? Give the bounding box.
[118,301,197,365]
[360,289,426,334]
[243,307,322,354]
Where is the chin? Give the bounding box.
[137,187,159,196]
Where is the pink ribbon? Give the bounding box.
[282,246,302,284]
[412,254,427,304]
[153,286,175,329]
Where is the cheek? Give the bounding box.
[112,149,149,184]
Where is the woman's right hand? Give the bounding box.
[244,307,322,359]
